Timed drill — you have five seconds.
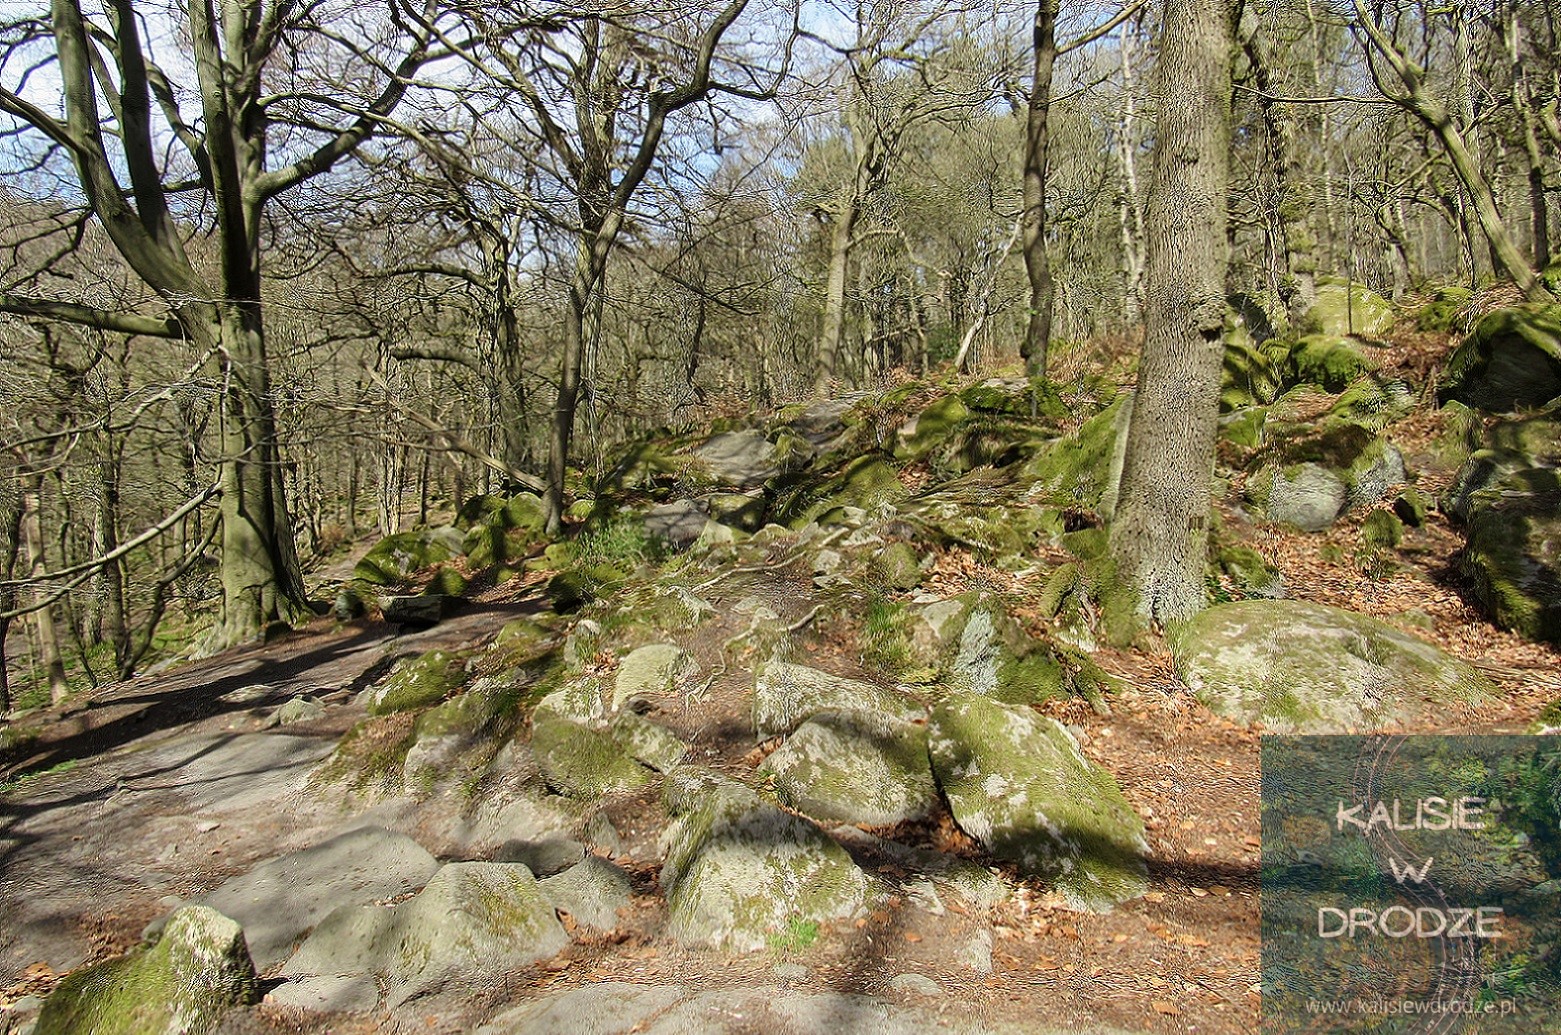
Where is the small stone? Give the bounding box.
[957,929,995,975]
[772,962,810,983]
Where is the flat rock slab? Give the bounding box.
[192,825,439,970]
[265,973,381,1014]
[476,982,1140,1034]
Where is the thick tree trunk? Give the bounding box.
[1108,0,1234,635]
[1021,0,1059,378]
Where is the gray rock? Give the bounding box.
[645,500,709,550]
[190,825,439,970]
[613,644,696,710]
[759,711,938,826]
[1245,463,1348,532]
[539,856,633,931]
[496,836,586,877]
[659,769,874,951]
[772,963,810,982]
[929,693,1148,912]
[36,906,257,1035]
[265,973,380,1014]
[281,862,568,1006]
[753,661,923,740]
[693,431,781,487]
[1440,304,1561,411]
[958,929,995,975]
[829,827,1009,907]
[270,695,326,727]
[1170,599,1494,731]
[610,711,689,772]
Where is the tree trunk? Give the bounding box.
[545,244,600,534]
[21,488,69,704]
[1021,0,1059,378]
[1108,0,1234,635]
[1116,17,1146,325]
[817,196,860,393]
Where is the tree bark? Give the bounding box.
[1020,0,1059,378]
[21,488,69,704]
[1108,0,1234,634]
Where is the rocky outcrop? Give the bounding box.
[1169,600,1493,732]
[753,660,922,739]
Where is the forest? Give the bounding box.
[1,1,1561,1032]
[2,0,1556,692]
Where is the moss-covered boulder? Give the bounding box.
[895,395,971,460]
[37,906,258,1035]
[1218,545,1286,599]
[1022,396,1129,510]
[1360,509,1405,549]
[1414,285,1474,334]
[1245,423,1405,530]
[659,769,874,951]
[366,650,463,715]
[928,693,1147,912]
[280,862,567,1007]
[1303,277,1395,341]
[422,566,469,597]
[1326,377,1416,431]
[609,711,688,772]
[531,712,652,798]
[546,562,629,613]
[1284,335,1379,392]
[866,540,922,590]
[945,597,1068,704]
[1441,304,1561,412]
[758,710,939,826]
[703,492,767,531]
[960,377,1069,422]
[353,527,464,587]
[1460,470,1561,645]
[612,643,696,710]
[1169,600,1493,732]
[752,661,923,739]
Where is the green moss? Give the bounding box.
[1285,335,1378,392]
[37,907,258,1035]
[1301,277,1395,340]
[369,650,463,715]
[1360,510,1405,549]
[776,454,908,528]
[896,395,971,460]
[354,529,462,587]
[531,714,652,798]
[1327,377,1416,431]
[1413,285,1474,333]
[423,566,469,598]
[1022,397,1126,510]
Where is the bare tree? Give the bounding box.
[0,1,442,648]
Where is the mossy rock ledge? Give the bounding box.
[928,693,1148,912]
[37,906,259,1035]
[1440,304,1561,412]
[1460,474,1561,645]
[1169,600,1493,732]
[658,768,875,951]
[365,649,464,715]
[752,660,923,739]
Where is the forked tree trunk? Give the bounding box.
[1108,0,1234,634]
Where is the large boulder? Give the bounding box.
[758,710,939,826]
[775,454,908,528]
[353,527,464,587]
[37,906,258,1035]
[1460,470,1561,645]
[280,862,568,1007]
[692,430,781,488]
[1303,277,1395,341]
[644,499,709,550]
[1169,600,1493,732]
[895,396,971,460]
[530,712,652,798]
[1440,304,1561,412]
[659,769,874,951]
[928,693,1147,912]
[752,661,923,739]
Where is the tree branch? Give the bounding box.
[0,292,182,337]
